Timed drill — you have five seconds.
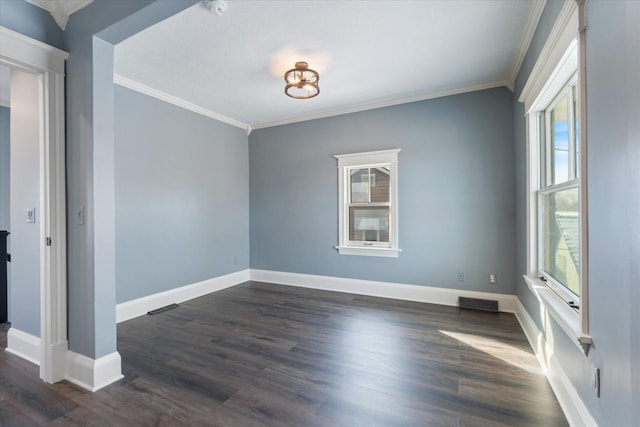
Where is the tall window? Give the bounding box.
[334,149,400,257]
[539,76,581,301]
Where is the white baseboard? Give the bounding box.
[513,299,597,427]
[65,350,124,392]
[249,269,519,313]
[116,269,250,323]
[6,327,40,366]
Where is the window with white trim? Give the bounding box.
[334,149,400,257]
[539,74,581,303]
[521,21,591,352]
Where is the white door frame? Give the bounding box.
[0,26,68,383]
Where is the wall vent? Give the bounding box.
[458,297,499,313]
[148,303,179,315]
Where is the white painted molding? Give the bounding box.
[513,298,597,427]
[113,74,250,132]
[0,26,68,74]
[116,269,250,323]
[114,72,507,133]
[249,269,518,313]
[6,328,41,366]
[251,79,510,130]
[24,0,94,30]
[518,0,578,110]
[65,350,123,392]
[508,0,547,88]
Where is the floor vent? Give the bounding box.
[458,297,499,313]
[148,303,179,315]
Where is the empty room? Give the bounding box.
[0,0,638,426]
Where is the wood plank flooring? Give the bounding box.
[1,281,568,426]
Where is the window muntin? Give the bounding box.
[539,76,581,301]
[334,150,400,257]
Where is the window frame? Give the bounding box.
[334,149,400,257]
[520,7,592,353]
[538,74,581,304]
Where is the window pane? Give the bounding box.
[550,94,569,185]
[349,206,389,242]
[350,168,369,203]
[542,186,580,296]
[370,167,390,203]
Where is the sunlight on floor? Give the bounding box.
[440,330,544,375]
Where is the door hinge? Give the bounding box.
[46,237,52,246]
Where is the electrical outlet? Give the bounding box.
[591,361,600,397]
[457,270,464,282]
[489,273,497,284]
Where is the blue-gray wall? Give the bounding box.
[63,0,195,358]
[514,1,639,425]
[250,87,515,294]
[9,69,41,336]
[0,0,64,50]
[0,106,10,322]
[114,86,249,303]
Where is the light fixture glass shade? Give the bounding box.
[284,61,320,99]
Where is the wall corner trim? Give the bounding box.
[249,269,518,313]
[513,298,598,427]
[6,327,41,366]
[65,350,123,392]
[116,269,250,323]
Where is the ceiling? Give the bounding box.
[17,0,541,133]
[114,0,544,132]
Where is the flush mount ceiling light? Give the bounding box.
[284,61,320,99]
[204,0,227,16]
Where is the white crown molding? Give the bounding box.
[6,327,41,365]
[114,73,507,133]
[65,350,123,392]
[508,0,547,90]
[251,79,510,131]
[113,74,250,132]
[513,299,597,427]
[249,269,518,313]
[116,269,250,323]
[518,0,578,108]
[24,0,94,30]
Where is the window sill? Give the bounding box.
[523,275,592,354]
[335,246,400,258]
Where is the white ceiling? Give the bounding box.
[113,0,543,132]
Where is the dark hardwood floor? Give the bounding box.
[1,281,568,426]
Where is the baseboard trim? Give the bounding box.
[513,298,597,427]
[116,269,250,323]
[5,327,41,365]
[65,350,123,392]
[249,269,518,313]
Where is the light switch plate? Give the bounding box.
[26,207,36,223]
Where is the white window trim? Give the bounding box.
[521,0,591,354]
[334,149,400,258]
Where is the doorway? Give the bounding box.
[0,26,68,383]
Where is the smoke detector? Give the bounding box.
[204,0,227,16]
